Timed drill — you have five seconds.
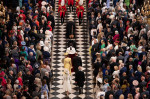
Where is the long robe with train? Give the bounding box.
[66,21,75,38]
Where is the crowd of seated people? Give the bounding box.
[0,0,55,98]
[88,0,150,98]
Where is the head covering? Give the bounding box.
[20,10,24,13]
[16,6,20,12]
[15,80,19,84]
[40,41,44,46]
[115,41,119,43]
[21,41,26,46]
[44,46,49,51]
[45,30,52,35]
[29,6,32,10]
[61,0,65,6]
[79,0,83,6]
[41,1,47,6]
[33,15,38,19]
[47,21,51,25]
[126,21,130,24]
[0,71,5,77]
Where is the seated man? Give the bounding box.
[66,18,75,39]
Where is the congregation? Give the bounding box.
[89,0,150,99]
[0,0,150,98]
[0,0,54,99]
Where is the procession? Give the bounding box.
[0,0,150,99]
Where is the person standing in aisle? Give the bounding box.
[68,0,74,12]
[63,53,72,75]
[72,52,82,73]
[76,1,84,25]
[58,0,67,24]
[75,66,85,94]
[62,69,72,96]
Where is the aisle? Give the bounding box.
[50,0,94,98]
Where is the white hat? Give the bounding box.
[15,80,19,84]
[44,46,49,51]
[47,6,50,13]
[79,0,83,6]
[40,41,45,46]
[16,6,20,12]
[103,3,106,6]
[41,1,47,6]
[41,6,46,12]
[61,0,65,6]
[45,30,52,35]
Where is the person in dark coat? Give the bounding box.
[105,86,114,99]
[72,52,82,73]
[117,52,124,63]
[43,72,50,90]
[114,86,123,99]
[8,70,15,87]
[93,58,102,78]
[27,52,36,66]
[91,42,99,63]
[75,66,85,94]
[66,18,75,39]
[47,12,55,29]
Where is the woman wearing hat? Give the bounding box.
[62,69,72,96]
[63,53,72,75]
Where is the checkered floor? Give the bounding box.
[50,0,94,98]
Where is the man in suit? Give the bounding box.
[75,66,85,94]
[117,52,124,63]
[66,18,75,39]
[72,52,82,73]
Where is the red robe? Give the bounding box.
[68,0,74,6]
[76,6,84,18]
[0,77,7,87]
[47,25,52,31]
[88,0,92,7]
[38,0,42,8]
[58,5,67,17]
[113,34,120,42]
[58,0,67,5]
[17,34,22,47]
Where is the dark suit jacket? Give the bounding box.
[93,62,102,77]
[66,21,75,38]
[47,15,55,29]
[75,71,85,87]
[72,56,82,72]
